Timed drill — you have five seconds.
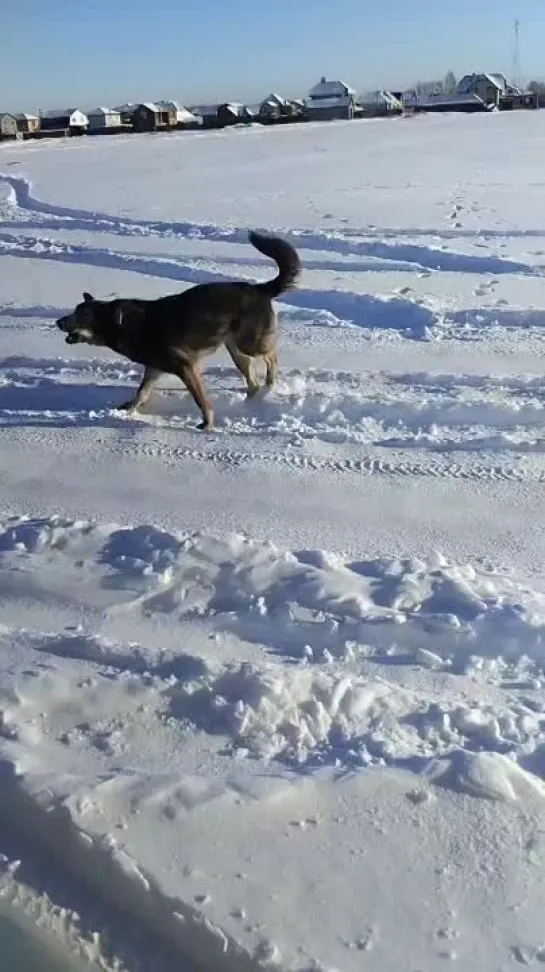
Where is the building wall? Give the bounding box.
[470,79,500,106]
[16,117,40,133]
[133,107,157,130]
[0,115,18,138]
[305,104,354,121]
[217,106,241,127]
[40,116,67,131]
[68,111,89,128]
[88,113,122,130]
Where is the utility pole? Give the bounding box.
[513,18,521,89]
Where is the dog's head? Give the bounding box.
[57,293,115,345]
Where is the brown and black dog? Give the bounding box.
[56,231,301,430]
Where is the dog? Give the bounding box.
[56,231,301,430]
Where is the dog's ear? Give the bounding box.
[82,292,94,303]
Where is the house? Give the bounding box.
[456,73,507,107]
[132,103,176,131]
[86,108,123,132]
[0,113,19,140]
[216,103,256,127]
[500,90,539,111]
[191,105,219,129]
[116,103,137,125]
[258,93,304,124]
[40,109,88,133]
[14,112,40,135]
[359,90,403,117]
[305,77,356,121]
[155,101,200,128]
[408,92,487,114]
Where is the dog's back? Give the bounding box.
[137,232,301,358]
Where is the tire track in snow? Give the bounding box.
[96,437,545,484]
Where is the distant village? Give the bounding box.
[0,72,541,143]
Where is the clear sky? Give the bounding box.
[3,0,545,112]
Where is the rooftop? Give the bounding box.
[40,108,86,119]
[415,92,487,108]
[309,78,356,100]
[457,73,507,94]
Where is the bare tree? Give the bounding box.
[415,79,444,96]
[444,71,457,94]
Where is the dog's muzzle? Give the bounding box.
[56,316,78,344]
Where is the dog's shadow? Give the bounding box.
[0,375,275,431]
[0,380,129,414]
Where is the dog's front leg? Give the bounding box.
[176,363,214,430]
[117,367,162,413]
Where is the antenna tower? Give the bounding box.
[513,18,521,88]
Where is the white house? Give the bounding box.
[40,109,88,132]
[306,77,356,120]
[155,100,199,126]
[86,108,122,131]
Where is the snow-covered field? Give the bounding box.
[1,110,545,971]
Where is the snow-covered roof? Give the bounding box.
[14,112,39,121]
[156,100,181,110]
[191,104,218,117]
[359,90,402,108]
[416,92,486,108]
[136,102,175,114]
[176,108,198,122]
[41,108,85,119]
[87,107,120,116]
[488,73,508,89]
[457,73,507,94]
[0,112,15,119]
[261,93,288,107]
[309,79,355,100]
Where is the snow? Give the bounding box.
[1,110,545,970]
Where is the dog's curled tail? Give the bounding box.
[249,231,301,298]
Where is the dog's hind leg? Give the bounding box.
[264,348,278,388]
[118,366,162,413]
[176,363,214,430]
[225,340,260,399]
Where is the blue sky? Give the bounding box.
[3,0,545,111]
